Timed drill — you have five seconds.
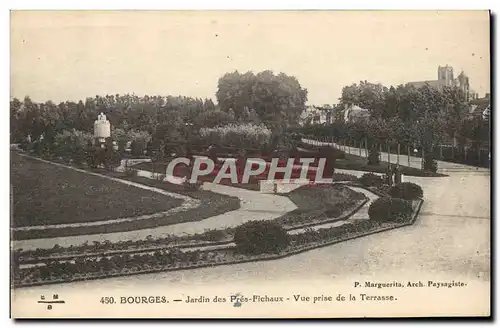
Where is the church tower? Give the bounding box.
[438,65,454,86]
[457,71,470,101]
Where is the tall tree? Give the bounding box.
[216,70,308,128]
[339,81,387,117]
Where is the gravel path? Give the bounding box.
[302,138,490,174]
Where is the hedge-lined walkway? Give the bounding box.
[302,138,490,173]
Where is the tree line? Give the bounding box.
[10,70,309,160]
[298,81,490,170]
[10,73,490,170]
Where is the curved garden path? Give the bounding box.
[13,166,490,318]
[13,148,490,317]
[12,156,298,250]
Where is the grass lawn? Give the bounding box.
[11,152,183,228]
[274,184,368,228]
[285,184,366,211]
[12,153,241,240]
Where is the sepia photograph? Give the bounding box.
[9,10,491,318]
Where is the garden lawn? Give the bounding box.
[274,184,368,228]
[285,184,366,210]
[11,152,183,228]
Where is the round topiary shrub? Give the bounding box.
[359,173,384,187]
[233,220,290,255]
[389,182,424,200]
[368,197,413,223]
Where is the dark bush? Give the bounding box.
[183,180,203,191]
[200,229,227,242]
[368,197,413,223]
[130,140,145,157]
[124,167,138,177]
[376,184,391,195]
[423,152,438,172]
[86,139,121,170]
[359,173,383,187]
[331,173,358,182]
[389,182,424,200]
[367,146,380,165]
[234,220,290,254]
[18,139,31,151]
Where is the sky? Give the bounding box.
[10,10,490,106]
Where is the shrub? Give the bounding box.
[53,129,93,165]
[195,110,236,128]
[367,146,380,165]
[234,220,290,254]
[128,130,151,157]
[182,180,203,191]
[200,229,227,242]
[124,166,138,177]
[331,173,358,182]
[32,140,52,157]
[376,184,391,195]
[200,123,272,152]
[86,138,121,170]
[154,173,166,181]
[359,173,383,187]
[368,197,413,223]
[389,182,424,200]
[423,152,438,172]
[18,139,32,151]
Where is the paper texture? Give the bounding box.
[10,10,490,318]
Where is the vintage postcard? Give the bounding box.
[10,10,491,318]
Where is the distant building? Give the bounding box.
[300,106,335,125]
[343,104,370,123]
[468,93,491,120]
[407,65,472,101]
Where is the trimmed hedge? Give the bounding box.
[234,220,290,254]
[368,197,412,223]
[389,182,424,200]
[331,173,358,182]
[199,123,272,152]
[359,173,384,187]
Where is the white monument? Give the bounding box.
[94,113,111,144]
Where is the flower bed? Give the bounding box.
[14,183,367,264]
[13,198,423,288]
[15,185,367,263]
